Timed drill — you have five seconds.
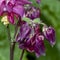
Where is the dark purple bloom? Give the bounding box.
[16,22,45,57]
[34,24,40,34]
[34,34,45,57]
[0,0,31,24]
[25,6,40,20]
[25,34,45,57]
[43,26,55,47]
[16,22,31,42]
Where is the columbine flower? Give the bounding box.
[43,26,55,47]
[25,6,40,20]
[16,22,31,43]
[16,0,55,58]
[0,0,31,24]
[34,35,45,57]
[16,22,45,57]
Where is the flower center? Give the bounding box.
[1,16,9,25]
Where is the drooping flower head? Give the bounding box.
[16,1,55,57]
[15,0,55,58]
[0,0,31,24]
[43,26,55,47]
[16,21,55,57]
[25,6,40,20]
[16,21,45,57]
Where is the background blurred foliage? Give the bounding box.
[0,0,60,60]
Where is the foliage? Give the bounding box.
[0,0,60,60]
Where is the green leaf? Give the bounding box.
[33,18,41,24]
[22,17,31,24]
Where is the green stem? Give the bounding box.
[6,25,12,60]
[7,25,16,60]
[10,42,16,60]
[20,50,25,60]
[7,25,11,42]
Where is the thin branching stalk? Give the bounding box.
[7,24,17,60]
[20,50,25,60]
[6,25,12,60]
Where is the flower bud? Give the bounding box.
[25,7,40,20]
[43,26,55,47]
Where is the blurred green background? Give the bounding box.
[0,0,60,60]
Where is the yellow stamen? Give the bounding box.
[1,16,9,25]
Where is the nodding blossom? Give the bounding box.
[16,20,55,57]
[16,22,45,57]
[0,0,31,24]
[0,0,55,58]
[16,0,55,57]
[16,5,55,57]
[25,6,40,20]
[43,26,55,47]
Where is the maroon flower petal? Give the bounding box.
[43,26,55,47]
[10,0,16,5]
[34,35,45,57]
[7,13,15,24]
[16,22,31,42]
[13,5,24,17]
[26,35,36,52]
[0,1,6,15]
[6,2,13,12]
[25,7,40,20]
[34,24,40,34]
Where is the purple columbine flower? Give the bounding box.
[43,26,55,47]
[16,22,31,43]
[16,22,45,57]
[34,34,45,57]
[0,0,31,24]
[25,6,40,20]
